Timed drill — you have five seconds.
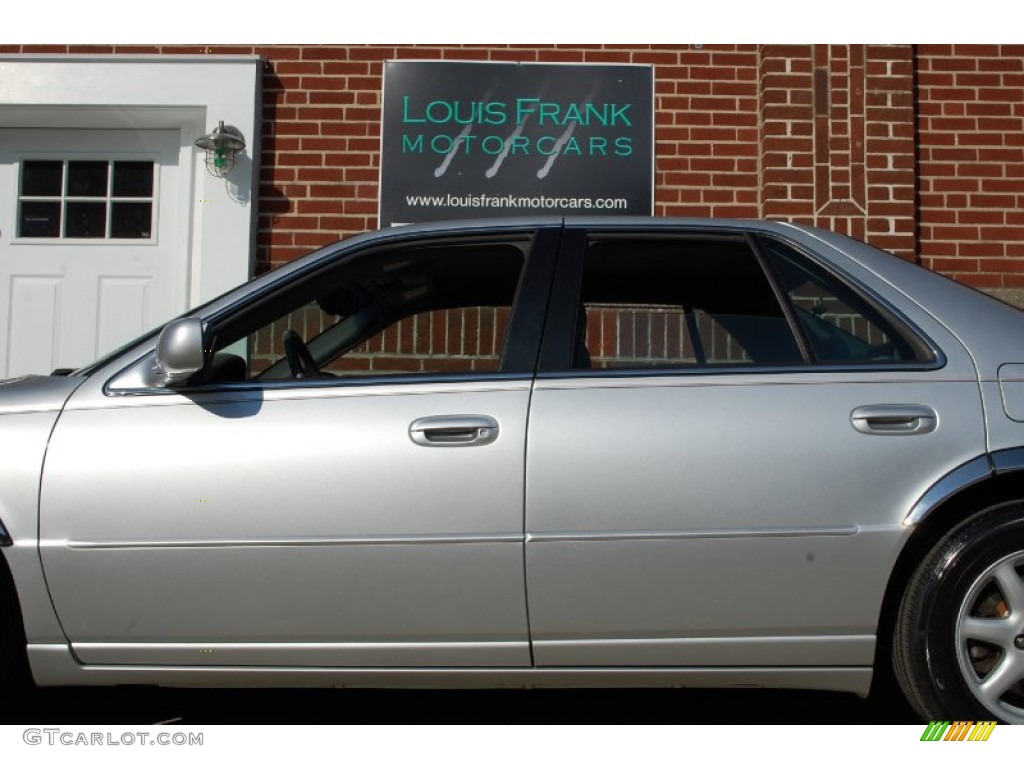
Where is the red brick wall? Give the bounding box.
[759,45,918,257]
[916,44,1024,296]
[4,43,1023,300]
[654,46,760,219]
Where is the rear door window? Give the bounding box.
[573,236,803,370]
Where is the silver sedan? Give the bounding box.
[1,217,1023,723]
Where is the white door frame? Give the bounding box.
[0,54,261,307]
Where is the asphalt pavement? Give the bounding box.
[1,684,919,725]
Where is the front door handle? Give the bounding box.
[851,405,938,435]
[409,415,499,447]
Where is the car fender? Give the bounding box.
[0,375,86,645]
[905,447,1024,529]
[904,454,994,527]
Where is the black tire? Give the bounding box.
[893,501,1024,723]
[0,553,28,692]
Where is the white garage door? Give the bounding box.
[0,129,185,378]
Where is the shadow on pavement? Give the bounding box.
[1,685,919,725]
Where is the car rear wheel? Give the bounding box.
[894,502,1024,723]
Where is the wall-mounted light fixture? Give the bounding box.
[195,121,246,177]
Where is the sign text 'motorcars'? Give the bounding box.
[400,97,635,157]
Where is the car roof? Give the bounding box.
[191,217,838,322]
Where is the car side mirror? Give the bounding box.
[143,317,205,388]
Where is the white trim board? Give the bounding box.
[0,55,262,307]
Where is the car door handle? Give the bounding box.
[409,415,500,447]
[850,405,938,435]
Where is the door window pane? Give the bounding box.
[67,161,109,197]
[331,306,512,376]
[20,161,63,196]
[111,202,153,238]
[113,162,154,197]
[18,201,61,238]
[65,202,107,238]
[575,237,803,369]
[206,239,529,385]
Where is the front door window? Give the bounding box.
[203,238,528,385]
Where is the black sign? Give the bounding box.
[380,61,654,226]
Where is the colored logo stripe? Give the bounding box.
[920,721,996,742]
[968,721,997,741]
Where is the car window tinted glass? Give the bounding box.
[575,237,803,369]
[758,237,930,364]
[204,238,527,383]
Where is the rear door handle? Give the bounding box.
[409,415,499,447]
[851,405,937,435]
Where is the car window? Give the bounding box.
[758,237,933,364]
[573,236,804,369]
[201,238,527,384]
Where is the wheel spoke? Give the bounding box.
[978,653,1024,704]
[961,615,1015,648]
[992,560,1024,616]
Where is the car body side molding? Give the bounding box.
[989,446,1024,475]
[25,644,872,696]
